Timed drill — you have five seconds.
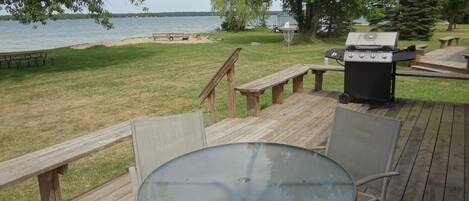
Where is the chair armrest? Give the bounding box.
[310,146,326,151]
[310,146,326,154]
[356,172,399,186]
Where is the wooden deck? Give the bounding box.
[415,46,469,73]
[72,90,469,201]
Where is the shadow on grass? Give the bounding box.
[0,45,156,81]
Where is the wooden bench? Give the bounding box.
[439,36,460,48]
[236,64,310,116]
[308,64,469,91]
[152,33,191,41]
[0,122,132,201]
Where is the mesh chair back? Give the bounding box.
[326,107,401,195]
[131,111,207,182]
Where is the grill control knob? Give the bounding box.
[359,54,365,58]
[370,53,376,59]
[348,53,353,58]
[382,55,387,59]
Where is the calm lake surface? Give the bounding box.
[0,16,233,52]
[0,15,368,52]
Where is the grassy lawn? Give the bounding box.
[0,24,468,200]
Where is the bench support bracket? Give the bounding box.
[37,165,68,201]
[272,82,288,104]
[293,73,306,93]
[464,54,469,73]
[313,70,325,91]
[241,91,264,117]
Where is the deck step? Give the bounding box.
[411,65,456,74]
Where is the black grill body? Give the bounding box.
[344,62,395,102]
[325,32,415,104]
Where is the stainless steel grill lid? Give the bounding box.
[345,32,399,51]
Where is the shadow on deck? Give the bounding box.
[72,90,469,201]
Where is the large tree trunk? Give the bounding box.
[447,16,455,31]
[298,2,320,41]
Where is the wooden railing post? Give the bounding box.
[198,48,242,123]
[37,165,68,201]
[313,70,325,91]
[207,90,217,123]
[227,67,236,118]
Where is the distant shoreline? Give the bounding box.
[0,11,282,21]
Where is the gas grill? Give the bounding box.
[325,32,416,104]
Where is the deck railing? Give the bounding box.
[198,48,241,123]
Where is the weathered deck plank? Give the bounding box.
[422,104,453,201]
[444,104,465,201]
[72,92,468,201]
[386,102,433,201]
[402,103,444,201]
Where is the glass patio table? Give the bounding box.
[137,142,357,201]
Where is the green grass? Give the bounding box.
[1,24,469,200]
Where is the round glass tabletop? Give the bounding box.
[137,143,356,201]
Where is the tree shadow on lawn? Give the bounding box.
[0,45,156,81]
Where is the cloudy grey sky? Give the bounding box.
[106,0,283,13]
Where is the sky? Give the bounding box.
[106,0,283,13]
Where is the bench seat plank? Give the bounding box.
[236,64,310,93]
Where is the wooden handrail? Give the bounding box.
[0,122,132,201]
[199,48,242,123]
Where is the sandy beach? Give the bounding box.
[70,35,214,49]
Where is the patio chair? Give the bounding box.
[128,111,207,199]
[312,107,401,201]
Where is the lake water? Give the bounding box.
[0,15,367,52]
[0,16,228,52]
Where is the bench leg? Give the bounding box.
[440,41,446,49]
[242,92,263,117]
[313,71,325,91]
[465,55,469,73]
[448,39,453,47]
[37,165,68,201]
[293,74,305,93]
[455,38,460,46]
[272,82,287,104]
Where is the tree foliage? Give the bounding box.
[211,0,271,31]
[0,0,144,29]
[282,0,369,40]
[371,0,440,40]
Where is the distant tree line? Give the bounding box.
[211,0,469,41]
